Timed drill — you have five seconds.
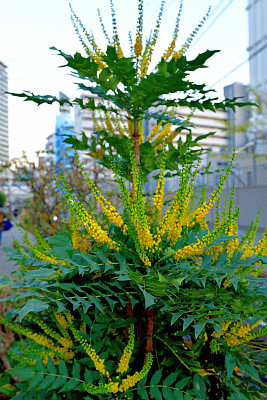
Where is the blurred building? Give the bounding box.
[247,0,267,90]
[44,93,75,170]
[0,61,8,163]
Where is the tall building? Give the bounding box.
[0,61,8,163]
[247,0,267,90]
[44,93,75,170]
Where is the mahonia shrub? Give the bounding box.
[1,152,267,399]
[3,1,267,399]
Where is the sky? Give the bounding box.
[0,0,250,162]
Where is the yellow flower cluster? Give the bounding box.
[118,353,153,392]
[30,315,73,349]
[162,0,183,61]
[147,122,162,142]
[63,189,119,250]
[69,324,109,377]
[84,352,153,395]
[76,157,125,229]
[22,230,70,267]
[174,228,220,261]
[117,324,135,374]
[154,123,171,146]
[105,115,114,132]
[70,4,106,70]
[189,159,234,228]
[140,0,165,77]
[0,316,75,363]
[212,320,262,348]
[72,226,92,254]
[172,7,210,61]
[134,0,143,58]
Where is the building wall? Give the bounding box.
[0,61,8,163]
[247,0,267,89]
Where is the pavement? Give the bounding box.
[0,220,35,276]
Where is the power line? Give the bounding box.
[190,0,235,49]
[210,40,267,87]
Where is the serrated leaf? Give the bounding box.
[183,315,197,330]
[8,368,35,380]
[150,369,163,386]
[175,377,190,389]
[193,320,208,339]
[163,372,179,387]
[142,290,156,308]
[47,356,56,375]
[171,311,184,325]
[27,373,44,390]
[150,386,163,400]
[58,361,68,377]
[225,353,236,380]
[49,376,67,391]
[72,359,81,380]
[36,357,45,373]
[38,374,55,390]
[59,378,80,392]
[163,387,175,400]
[17,299,49,321]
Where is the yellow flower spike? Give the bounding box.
[152,155,166,221]
[104,115,114,132]
[147,122,162,142]
[118,353,153,392]
[162,0,183,61]
[117,324,135,374]
[74,156,125,228]
[140,0,165,77]
[68,323,109,377]
[134,0,144,58]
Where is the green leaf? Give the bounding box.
[38,374,55,390]
[27,373,44,390]
[7,368,35,380]
[183,315,197,330]
[193,320,208,339]
[72,359,80,380]
[49,376,67,391]
[163,372,179,387]
[58,360,68,377]
[47,356,56,375]
[193,374,206,399]
[35,357,45,373]
[150,369,163,386]
[171,311,184,325]
[142,290,156,308]
[175,377,190,389]
[150,386,163,400]
[162,387,175,400]
[17,299,49,321]
[225,353,236,380]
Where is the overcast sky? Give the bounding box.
[0,0,250,161]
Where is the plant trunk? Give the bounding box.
[133,120,140,166]
[144,308,155,365]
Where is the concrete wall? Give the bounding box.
[207,185,267,234]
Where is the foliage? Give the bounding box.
[2,152,115,237]
[2,1,266,399]
[0,192,6,207]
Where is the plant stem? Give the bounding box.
[144,308,155,365]
[133,120,140,166]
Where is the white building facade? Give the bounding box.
[247,0,267,90]
[0,61,8,163]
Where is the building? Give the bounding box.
[0,61,8,163]
[75,93,228,153]
[247,0,267,90]
[44,93,75,170]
